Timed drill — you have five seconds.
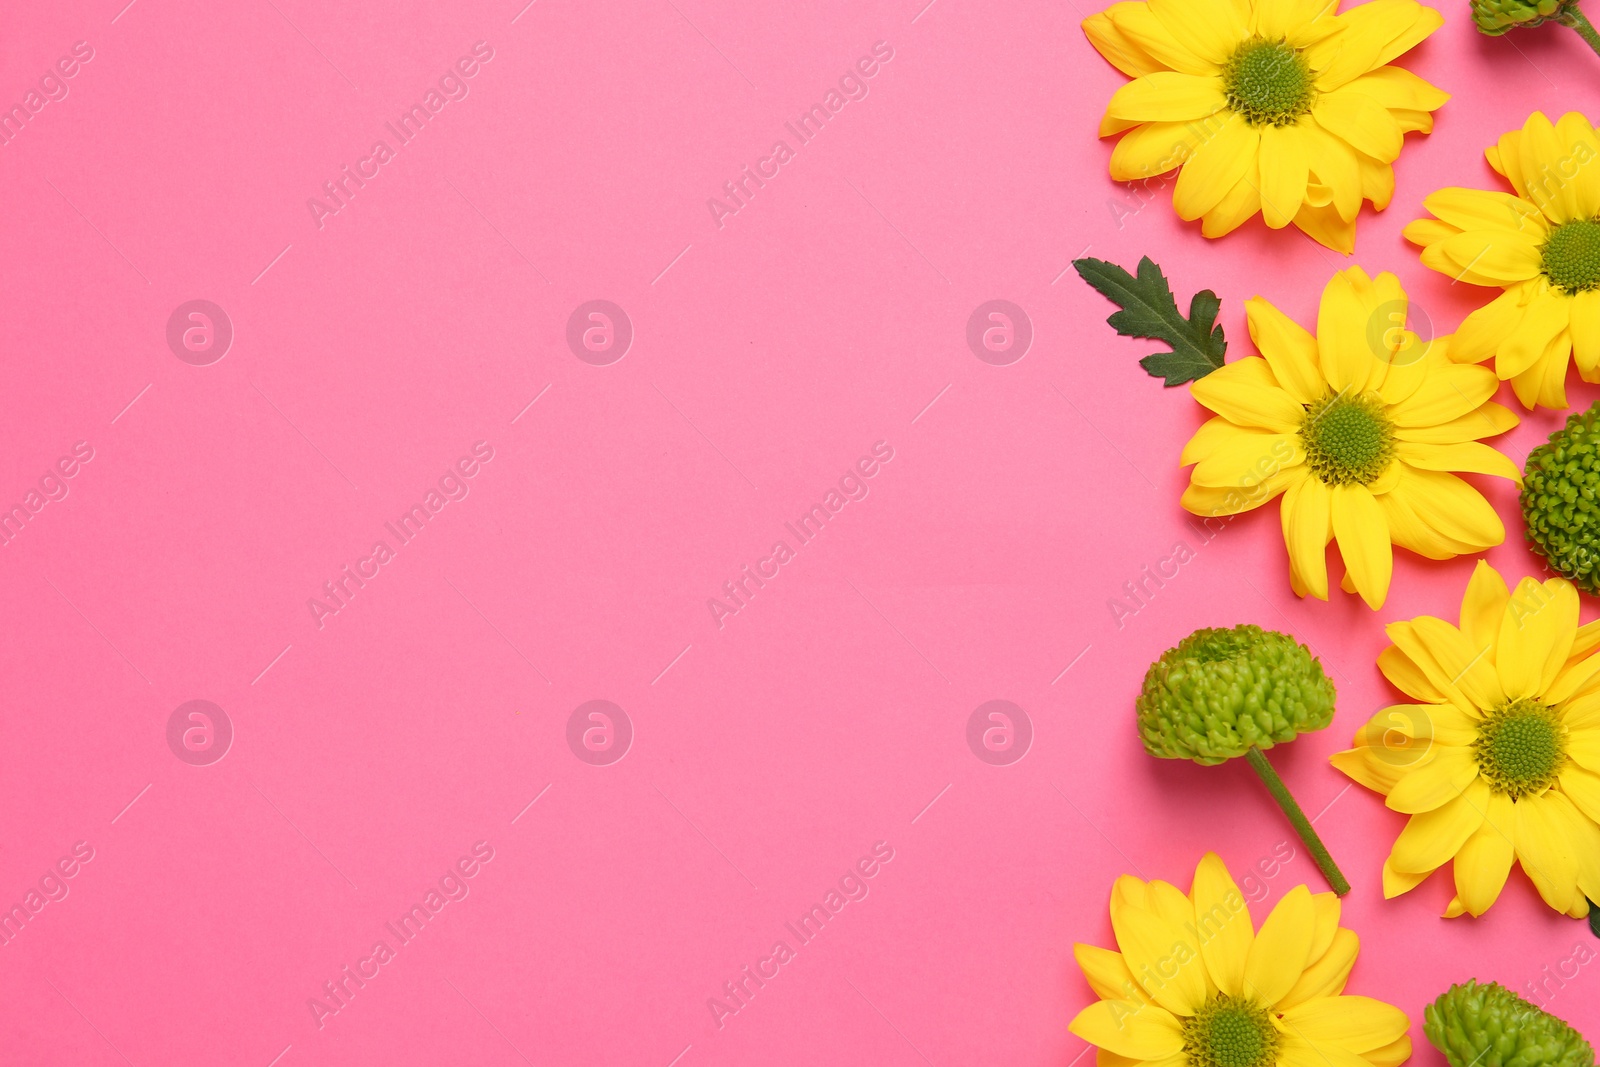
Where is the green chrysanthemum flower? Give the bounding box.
[1424,980,1594,1067]
[1469,0,1600,56]
[1522,401,1600,593]
[1137,625,1348,895]
[1472,0,1571,34]
[1137,625,1336,765]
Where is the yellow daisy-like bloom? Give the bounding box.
[1069,853,1411,1067]
[1083,0,1449,252]
[1404,111,1600,410]
[1332,561,1600,918]
[1180,266,1520,611]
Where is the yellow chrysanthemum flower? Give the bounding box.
[1404,111,1600,410]
[1180,266,1520,610]
[1083,0,1449,252]
[1332,561,1600,918]
[1069,853,1411,1067]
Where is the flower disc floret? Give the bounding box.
[1222,39,1314,127]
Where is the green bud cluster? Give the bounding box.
[1136,625,1336,766]
[1424,980,1594,1067]
[1470,0,1572,34]
[1522,401,1600,593]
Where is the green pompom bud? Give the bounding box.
[1136,625,1336,767]
[1522,401,1600,593]
[1424,980,1594,1067]
[1471,0,1571,34]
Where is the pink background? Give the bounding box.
[2,0,1597,1062]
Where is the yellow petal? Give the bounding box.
[1358,152,1396,211]
[1549,647,1600,705]
[1313,90,1401,163]
[1386,360,1499,426]
[1453,789,1516,916]
[1331,484,1391,609]
[1521,111,1586,223]
[1104,2,1217,75]
[1404,216,1459,248]
[1422,188,1546,234]
[1435,230,1544,285]
[1279,995,1410,1053]
[1246,296,1324,405]
[1514,792,1584,914]
[1181,470,1296,516]
[1282,475,1332,601]
[1174,113,1260,221]
[1560,764,1600,824]
[1260,124,1311,229]
[1309,0,1443,89]
[1460,559,1510,653]
[1279,1033,1373,1067]
[1242,885,1314,1006]
[1277,928,1358,1009]
[1394,441,1520,482]
[1390,776,1490,869]
[1192,433,1305,487]
[1570,290,1600,374]
[1385,744,1479,814]
[1189,358,1303,431]
[1500,288,1572,381]
[1376,643,1449,703]
[1497,577,1579,701]
[1110,122,1202,181]
[1367,1036,1413,1067]
[1289,199,1356,254]
[1189,853,1253,997]
[1147,0,1246,64]
[1382,855,1430,898]
[1201,171,1264,238]
[1302,121,1363,222]
[1553,111,1600,219]
[1316,268,1384,393]
[1561,728,1600,781]
[1084,7,1167,77]
[1069,1000,1184,1059]
[1393,402,1519,445]
[1409,615,1504,711]
[1181,415,1247,467]
[1105,72,1228,127]
[1111,903,1208,1015]
[1076,943,1147,1003]
[1331,745,1405,795]
[1381,469,1503,553]
[1452,288,1533,364]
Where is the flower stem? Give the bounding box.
[1245,746,1351,896]
[1560,5,1600,57]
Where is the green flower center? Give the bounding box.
[1474,699,1568,799]
[1300,391,1395,486]
[1183,995,1279,1067]
[1542,219,1600,294]
[1223,39,1314,127]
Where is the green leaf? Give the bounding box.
[1073,255,1228,386]
[1588,898,1600,939]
